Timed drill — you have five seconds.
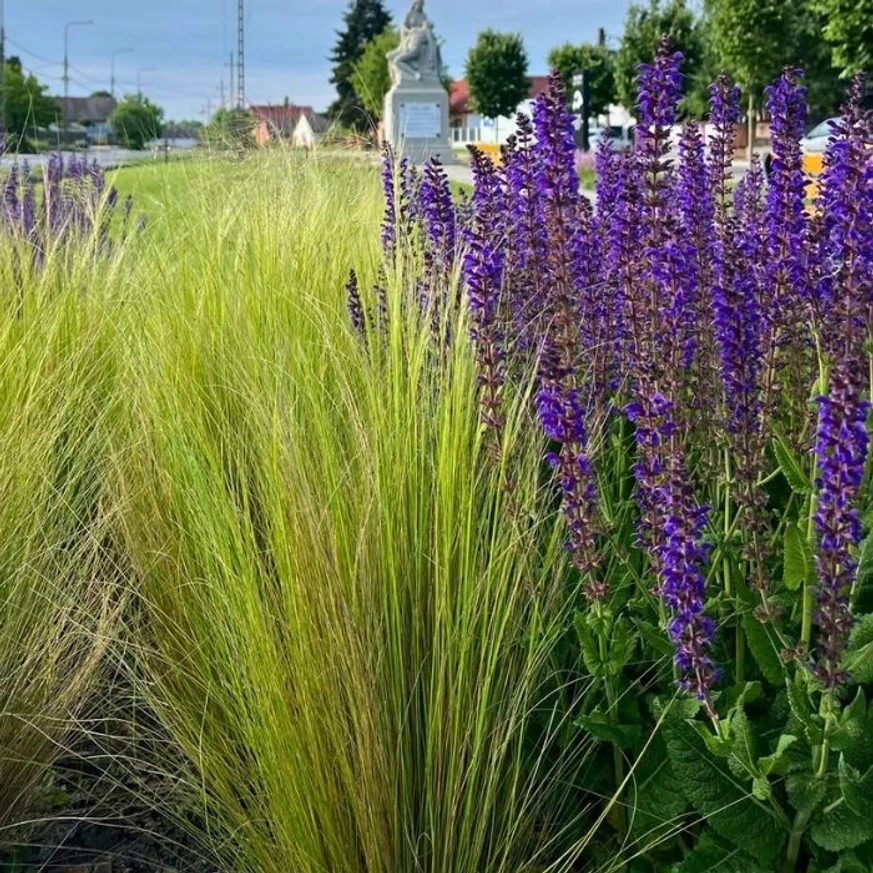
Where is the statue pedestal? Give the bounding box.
[383,82,454,164]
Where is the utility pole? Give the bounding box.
[111,47,134,99]
[63,19,94,145]
[228,52,234,112]
[236,0,244,109]
[219,77,226,110]
[1,0,6,137]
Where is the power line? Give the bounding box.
[5,35,60,66]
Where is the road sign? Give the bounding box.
[572,90,583,111]
[572,72,584,88]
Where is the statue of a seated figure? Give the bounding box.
[387,0,442,87]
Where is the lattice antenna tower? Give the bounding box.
[236,0,245,109]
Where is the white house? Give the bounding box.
[292,112,331,148]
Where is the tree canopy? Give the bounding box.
[2,57,59,140]
[546,42,616,119]
[109,94,164,150]
[351,25,399,121]
[812,0,873,76]
[329,0,392,128]
[464,30,530,122]
[614,0,705,114]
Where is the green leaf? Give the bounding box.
[772,435,813,495]
[628,732,690,844]
[830,689,873,772]
[576,708,642,750]
[689,720,730,758]
[811,796,873,852]
[671,828,772,873]
[726,705,760,781]
[786,679,824,745]
[783,522,811,591]
[664,718,784,860]
[743,615,785,686]
[842,614,873,685]
[752,776,772,800]
[759,734,798,776]
[575,611,604,678]
[634,617,675,660]
[607,615,637,677]
[786,771,827,817]
[852,529,873,613]
[838,757,873,818]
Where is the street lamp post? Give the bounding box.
[111,47,134,98]
[136,66,156,98]
[63,19,94,144]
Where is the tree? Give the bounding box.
[615,0,705,114]
[705,0,842,154]
[2,56,59,140]
[329,0,392,128]
[90,90,112,99]
[546,42,616,118]
[201,108,253,149]
[109,94,164,150]
[464,29,529,137]
[811,0,873,76]
[351,25,399,120]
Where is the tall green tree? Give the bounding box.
[109,93,164,150]
[546,42,616,118]
[329,0,392,128]
[351,26,399,121]
[811,0,873,76]
[2,56,59,140]
[615,0,705,115]
[464,29,529,137]
[705,0,842,154]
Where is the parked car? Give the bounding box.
[590,124,635,152]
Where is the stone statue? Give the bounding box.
[387,0,442,87]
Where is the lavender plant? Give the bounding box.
[1,154,133,269]
[358,47,873,870]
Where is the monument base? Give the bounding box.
[384,83,455,164]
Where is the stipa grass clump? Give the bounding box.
[0,260,119,841]
[107,153,594,873]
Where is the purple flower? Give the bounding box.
[463,219,506,460]
[380,142,398,258]
[536,381,602,597]
[419,155,457,274]
[345,269,365,339]
[813,359,870,688]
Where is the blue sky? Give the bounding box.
[8,1,633,120]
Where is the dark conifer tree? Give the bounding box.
[329,0,392,128]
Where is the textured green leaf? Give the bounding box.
[726,706,759,781]
[759,734,798,776]
[772,435,813,495]
[575,611,604,678]
[786,679,824,745]
[634,617,675,660]
[811,797,873,852]
[842,614,873,685]
[852,529,873,613]
[751,776,771,800]
[671,828,771,873]
[838,757,873,818]
[786,771,827,817]
[743,615,785,685]
[831,688,873,771]
[783,522,811,591]
[689,720,731,758]
[607,615,637,677]
[576,708,642,750]
[628,733,690,844]
[664,718,784,860]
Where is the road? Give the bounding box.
[0,142,197,174]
